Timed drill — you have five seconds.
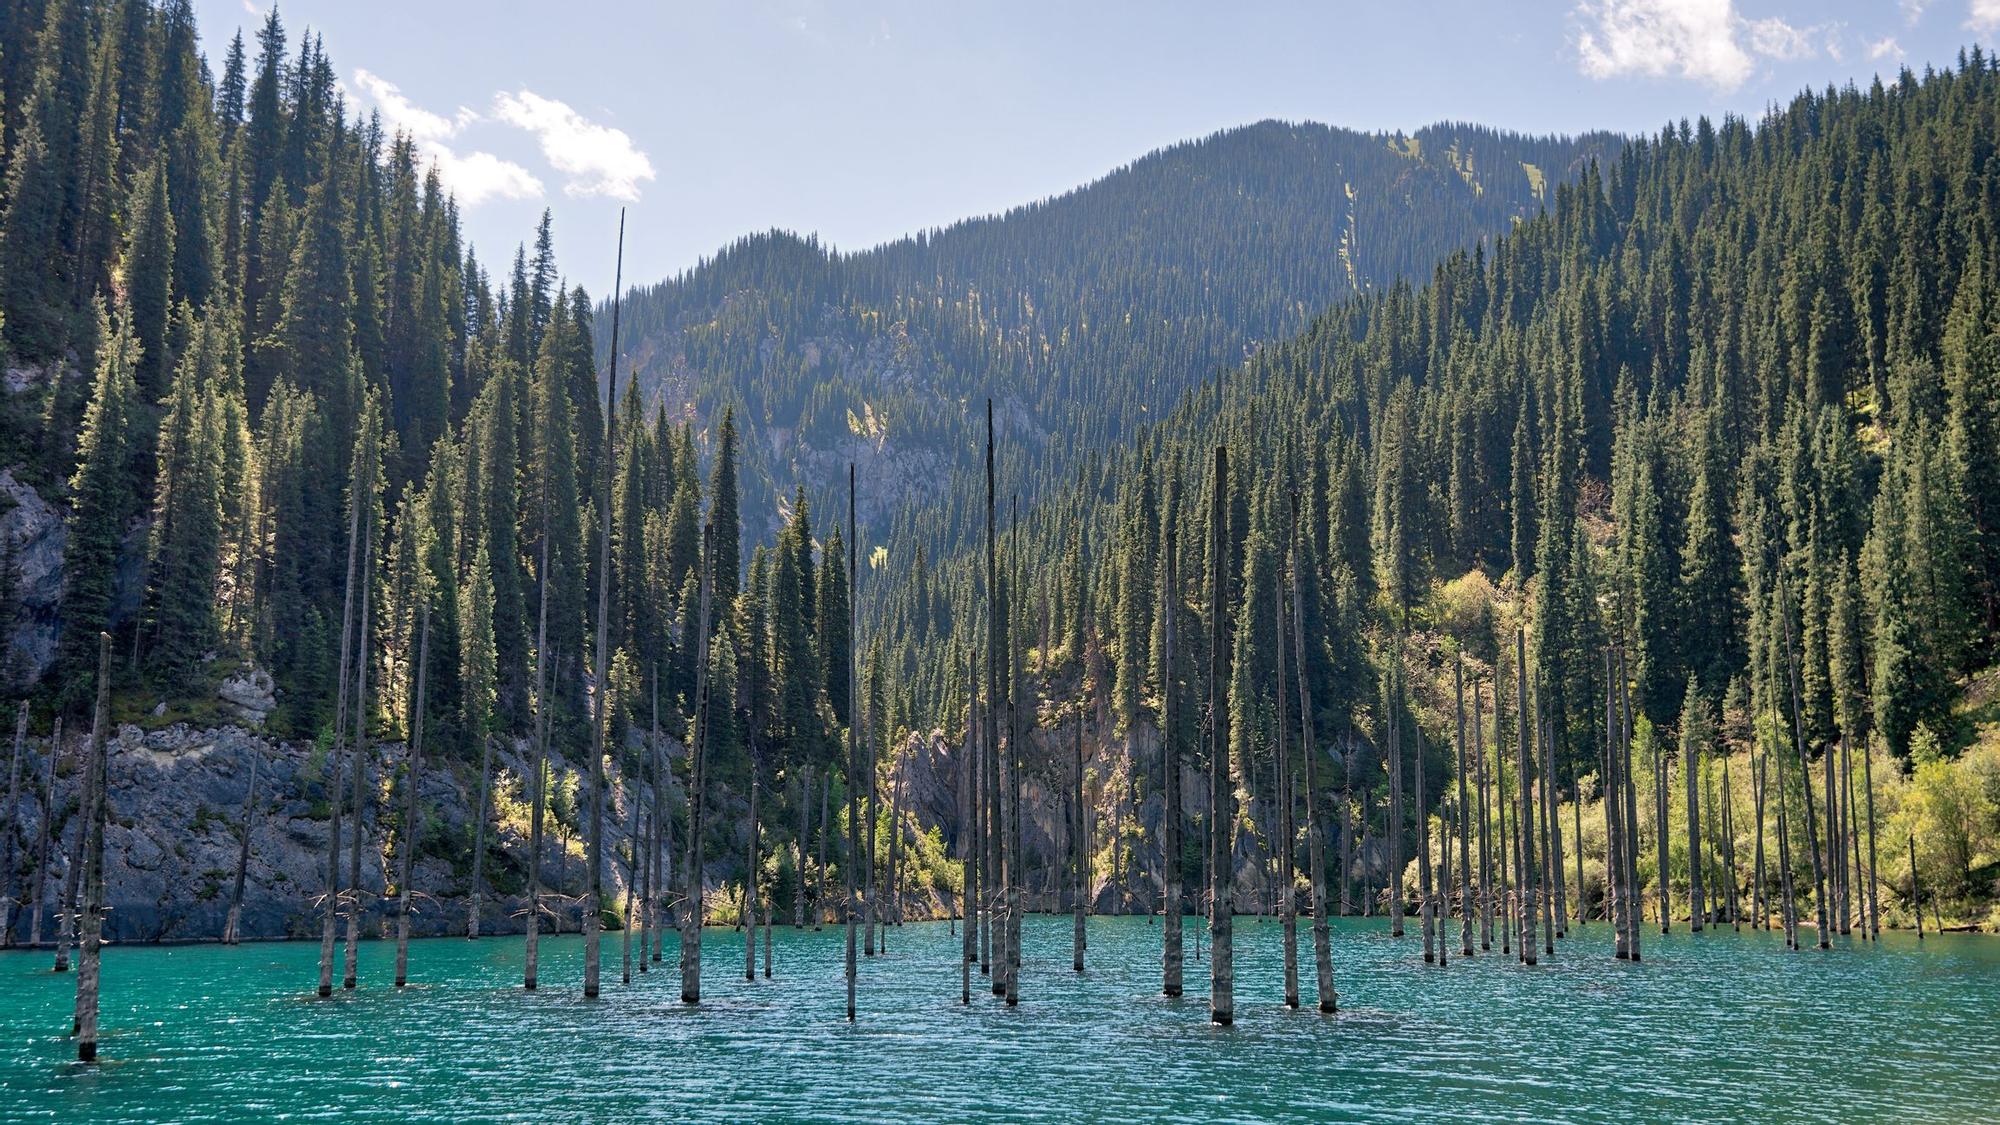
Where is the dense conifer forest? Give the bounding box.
[0,4,1997,1056]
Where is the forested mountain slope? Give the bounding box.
[608,121,1618,550]
[873,55,2000,917]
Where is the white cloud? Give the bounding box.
[492,90,656,202]
[354,68,476,144]
[1574,0,1835,90]
[428,148,544,206]
[1972,0,2000,31]
[352,69,542,206]
[1870,36,1905,60]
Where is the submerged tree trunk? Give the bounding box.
[28,717,60,951]
[342,544,376,992]
[223,748,261,946]
[395,604,432,988]
[1618,647,1642,962]
[1776,745,1798,950]
[583,216,624,1002]
[318,454,368,998]
[1538,684,1560,947]
[962,651,976,1005]
[1387,657,1405,940]
[1206,445,1232,1026]
[1604,651,1624,956]
[1004,506,1024,1007]
[2,702,24,949]
[745,760,759,982]
[73,633,111,1062]
[1474,685,1492,950]
[1275,561,1297,1002]
[1455,662,1473,957]
[467,730,493,940]
[1685,726,1704,933]
[1856,732,1872,932]
[845,467,861,1021]
[1752,747,1768,929]
[1777,588,1828,950]
[1162,530,1183,996]
[1840,735,1858,936]
[1417,710,1434,965]
[1908,831,1923,940]
[684,522,716,1005]
[523,464,555,986]
[1513,629,1537,965]
[1074,715,1086,974]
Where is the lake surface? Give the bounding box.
[2,915,1996,1122]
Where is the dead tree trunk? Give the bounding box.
[224,747,261,945]
[1513,628,1537,965]
[73,633,111,1062]
[467,729,493,940]
[317,448,368,998]
[2,702,24,949]
[1161,526,1183,996]
[1207,445,1233,1026]
[1455,661,1474,957]
[684,521,715,1005]
[394,603,431,988]
[27,717,59,951]
[1275,557,1297,1002]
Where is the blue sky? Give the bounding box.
[192,1,2000,298]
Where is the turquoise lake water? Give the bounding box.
[2,915,1997,1122]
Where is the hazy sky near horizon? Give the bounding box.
[192,1,2000,296]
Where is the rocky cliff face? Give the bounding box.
[0,722,662,945]
[0,699,1382,946]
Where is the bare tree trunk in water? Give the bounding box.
[1538,683,1561,946]
[583,215,625,1001]
[1074,715,1086,974]
[1512,629,1537,965]
[468,730,493,940]
[1474,685,1491,950]
[623,687,648,983]
[1841,735,1860,937]
[318,451,368,997]
[1856,736,1872,936]
[394,604,432,987]
[962,652,976,1004]
[684,523,715,1004]
[1454,662,1473,957]
[1685,723,1704,933]
[1161,532,1183,995]
[1004,505,1024,1007]
[224,748,261,945]
[1206,446,1233,1025]
[1752,748,1768,930]
[524,638,552,989]
[1387,656,1405,940]
[1604,649,1624,955]
[1496,694,1512,957]
[1721,758,1741,928]
[343,543,377,992]
[1776,743,1798,950]
[845,467,861,1020]
[2,703,24,949]
[745,758,759,981]
[1436,791,1450,967]
[1653,710,1669,934]
[523,464,554,987]
[1908,831,1922,940]
[887,746,904,941]
[867,700,881,958]
[1417,712,1434,965]
[27,718,60,949]
[1275,557,1297,1002]
[1777,587,1828,950]
[1618,646,1641,962]
[73,633,111,1062]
